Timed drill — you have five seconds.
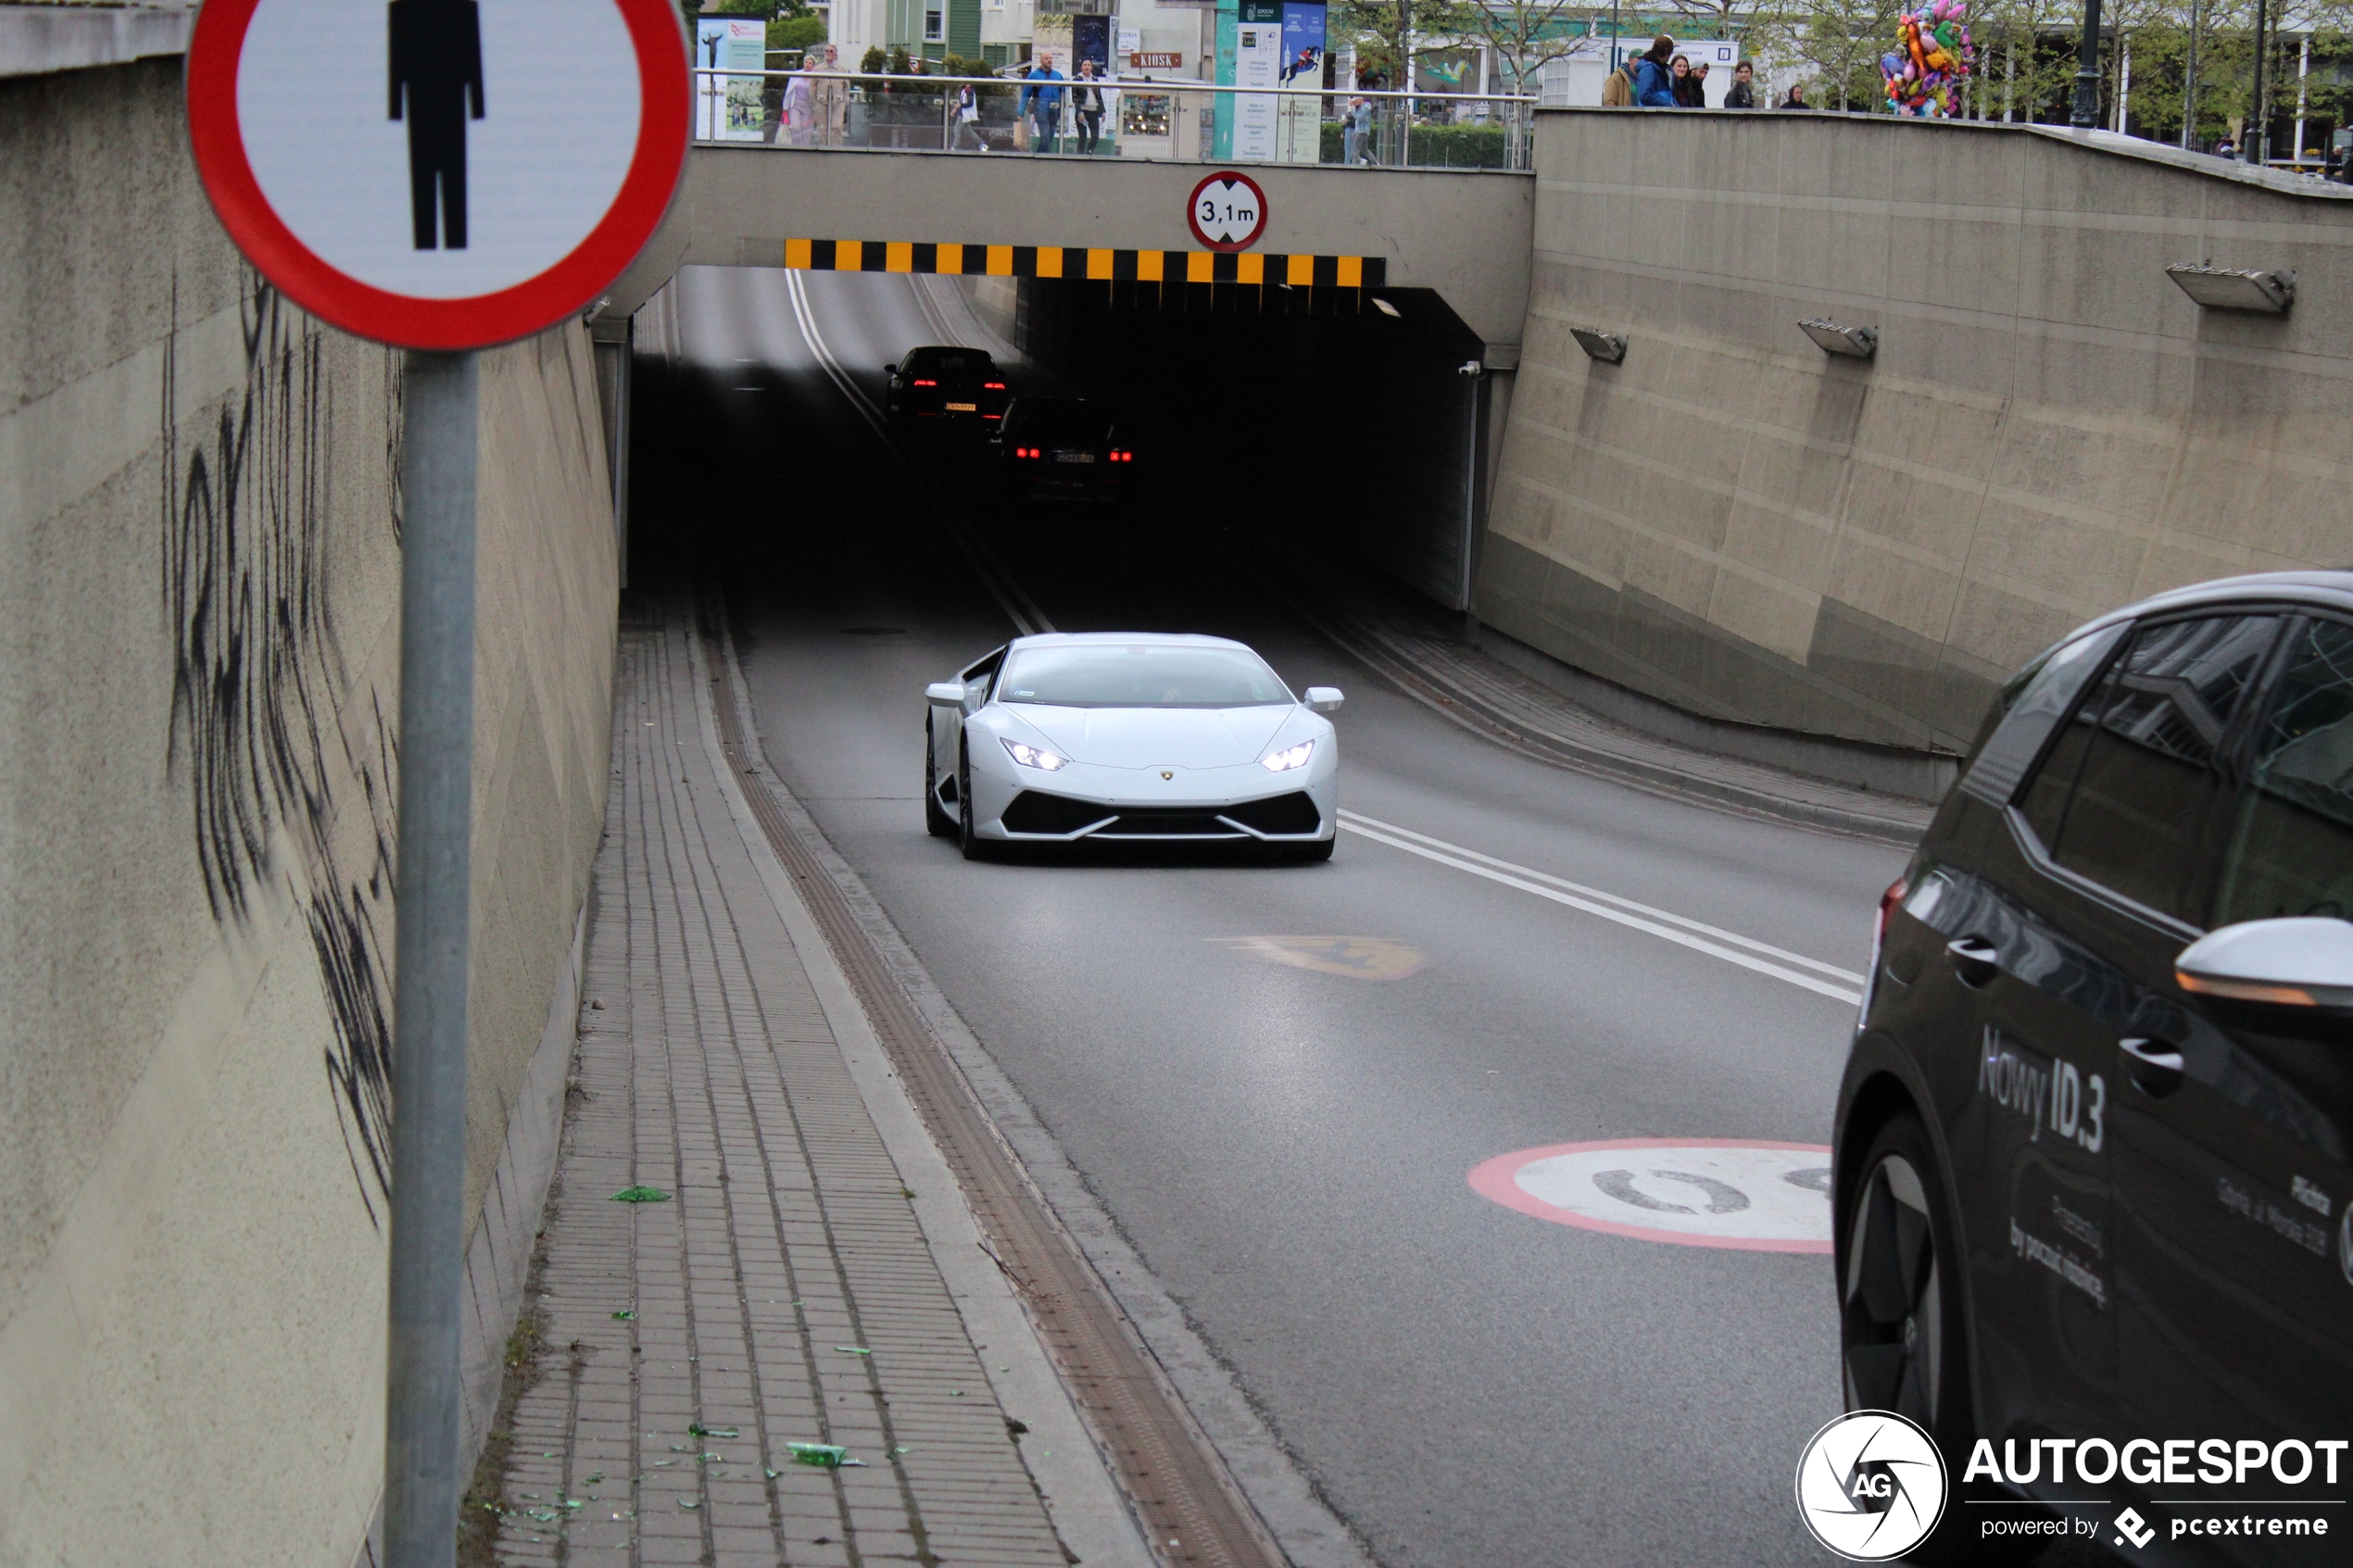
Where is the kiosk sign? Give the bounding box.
[186,0,690,349]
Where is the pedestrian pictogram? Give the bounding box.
[186,0,689,349]
[1188,169,1269,252]
[387,0,487,252]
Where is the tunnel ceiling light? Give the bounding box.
[1371,295,1403,319]
[2167,263,2296,314]
[1799,319,1878,359]
[1569,327,1628,365]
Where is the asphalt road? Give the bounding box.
[653,264,1915,1566]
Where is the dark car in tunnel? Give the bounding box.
[1835,571,2353,1562]
[994,397,1134,503]
[885,345,1008,429]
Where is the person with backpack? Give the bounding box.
[1632,36,1678,107]
[1020,51,1066,153]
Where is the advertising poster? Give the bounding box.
[1277,0,1323,161]
[1074,13,1111,78]
[695,17,767,142]
[1231,0,1281,162]
[1413,45,1478,96]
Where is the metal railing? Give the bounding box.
[691,69,1538,172]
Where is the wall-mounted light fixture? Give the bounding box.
[2166,263,2296,314]
[1371,295,1403,319]
[1799,319,1878,359]
[1569,326,1628,364]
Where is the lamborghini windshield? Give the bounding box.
[998,645,1292,709]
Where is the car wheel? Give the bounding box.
[1841,1114,1992,1562]
[925,721,954,838]
[957,735,989,860]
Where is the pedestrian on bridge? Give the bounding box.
[812,44,849,146]
[954,79,983,150]
[783,56,814,145]
[1074,59,1106,154]
[1022,52,1066,154]
[1342,92,1372,160]
[1671,55,1702,107]
[1633,37,1679,107]
[1725,60,1758,107]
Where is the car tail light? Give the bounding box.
[1876,876,1907,946]
[912,378,937,387]
[1015,446,1039,458]
[984,413,1002,420]
[1854,879,1910,1010]
[983,381,1005,390]
[1108,448,1133,463]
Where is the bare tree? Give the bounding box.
[1452,0,1592,90]
[1750,0,1905,106]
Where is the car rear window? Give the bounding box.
[909,350,991,376]
[1005,401,1113,444]
[999,645,1291,709]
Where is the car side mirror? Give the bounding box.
[925,682,968,707]
[2176,917,2353,1013]
[1303,686,1344,714]
[885,362,899,376]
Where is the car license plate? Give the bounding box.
[945,401,976,412]
[1053,450,1096,464]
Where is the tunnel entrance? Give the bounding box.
[622,266,1494,633]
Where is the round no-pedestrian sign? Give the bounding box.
[187,0,690,349]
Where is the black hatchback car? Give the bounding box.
[1838,572,2353,1562]
[884,345,1008,429]
[994,397,1134,502]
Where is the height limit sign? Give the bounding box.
[1188,169,1268,252]
[187,0,689,349]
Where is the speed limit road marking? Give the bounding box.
[1188,169,1268,252]
[1210,935,1426,980]
[1469,1138,1835,1252]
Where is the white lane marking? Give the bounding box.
[1336,812,1863,1004]
[781,270,1053,636]
[1340,811,1864,984]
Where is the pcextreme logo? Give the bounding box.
[1795,1411,1949,1561]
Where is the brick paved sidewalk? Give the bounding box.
[489,613,1075,1568]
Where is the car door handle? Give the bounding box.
[1945,935,2000,988]
[2120,1035,2185,1098]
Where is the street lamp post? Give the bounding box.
[2244,0,2269,163]
[2070,0,2103,127]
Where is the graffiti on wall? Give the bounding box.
[162,276,405,1225]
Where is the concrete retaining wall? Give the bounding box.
[1482,109,2353,754]
[0,56,617,1564]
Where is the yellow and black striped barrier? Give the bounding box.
[782,238,1386,290]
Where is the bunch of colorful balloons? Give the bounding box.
[1882,0,1972,117]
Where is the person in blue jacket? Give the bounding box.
[1632,35,1680,107]
[1020,51,1067,152]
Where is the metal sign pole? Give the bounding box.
[383,348,481,1568]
